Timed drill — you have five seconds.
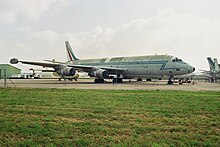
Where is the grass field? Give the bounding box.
[0,88,220,146]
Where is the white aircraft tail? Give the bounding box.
[207,57,215,72]
[207,57,220,74]
[214,58,220,73]
[65,41,79,61]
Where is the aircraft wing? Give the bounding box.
[67,64,126,74]
[10,58,60,68]
[10,58,126,74]
[199,69,211,73]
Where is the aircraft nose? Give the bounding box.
[188,66,195,73]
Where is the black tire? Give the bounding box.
[113,78,123,83]
[94,79,104,83]
[167,80,173,85]
[137,78,142,81]
[146,79,152,81]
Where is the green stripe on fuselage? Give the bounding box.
[73,55,173,66]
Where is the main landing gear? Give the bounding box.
[94,79,105,83]
[146,78,152,81]
[94,78,123,83]
[113,78,123,83]
[167,75,174,85]
[137,78,142,81]
[58,78,77,81]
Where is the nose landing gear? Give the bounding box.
[167,75,174,85]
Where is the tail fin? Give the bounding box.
[207,57,215,72]
[213,58,220,73]
[65,41,79,61]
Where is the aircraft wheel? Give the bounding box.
[137,78,142,81]
[118,78,123,83]
[146,78,151,81]
[94,79,104,83]
[113,78,123,83]
[167,80,173,85]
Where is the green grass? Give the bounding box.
[0,88,220,146]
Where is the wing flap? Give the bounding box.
[67,64,126,74]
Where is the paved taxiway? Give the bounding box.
[1,78,219,91]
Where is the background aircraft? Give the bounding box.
[10,41,195,84]
[201,57,220,82]
[29,67,79,81]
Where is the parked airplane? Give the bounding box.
[202,57,220,82]
[10,41,195,84]
[173,73,195,84]
[29,67,79,81]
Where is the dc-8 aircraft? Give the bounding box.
[10,41,195,84]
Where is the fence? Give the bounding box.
[0,68,7,88]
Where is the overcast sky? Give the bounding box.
[1,0,220,72]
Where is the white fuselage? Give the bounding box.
[72,55,195,79]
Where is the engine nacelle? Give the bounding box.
[57,67,76,76]
[10,58,19,64]
[88,69,109,79]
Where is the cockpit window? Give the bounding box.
[172,58,185,64]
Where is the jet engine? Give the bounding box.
[88,69,109,79]
[57,67,77,77]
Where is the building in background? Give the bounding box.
[0,64,21,79]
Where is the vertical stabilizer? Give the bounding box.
[207,57,215,72]
[65,41,79,61]
[214,58,220,73]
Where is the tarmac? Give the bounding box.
[1,78,220,91]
